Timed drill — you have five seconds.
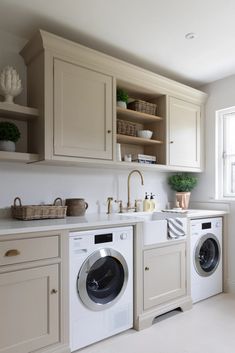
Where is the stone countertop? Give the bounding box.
[0,209,228,236]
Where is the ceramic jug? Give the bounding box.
[65,198,88,216]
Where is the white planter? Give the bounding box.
[117,101,127,109]
[0,140,16,152]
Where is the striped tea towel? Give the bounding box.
[167,218,186,239]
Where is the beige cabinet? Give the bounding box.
[54,59,113,160]
[168,97,201,169]
[0,231,69,353]
[143,242,186,310]
[0,265,59,353]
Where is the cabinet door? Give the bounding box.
[0,265,59,353]
[144,243,186,310]
[169,97,201,168]
[54,58,113,160]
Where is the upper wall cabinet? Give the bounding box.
[20,30,207,171]
[54,59,113,160]
[168,97,201,169]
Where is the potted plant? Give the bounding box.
[0,121,21,152]
[168,173,197,209]
[116,88,128,108]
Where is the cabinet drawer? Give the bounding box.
[0,236,59,266]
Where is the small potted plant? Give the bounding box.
[0,121,21,152]
[116,88,129,109]
[168,173,197,209]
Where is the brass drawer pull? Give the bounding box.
[4,249,20,257]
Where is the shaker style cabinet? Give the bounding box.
[53,59,113,160]
[143,242,186,310]
[168,97,201,169]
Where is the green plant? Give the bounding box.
[168,173,197,192]
[116,88,128,103]
[0,121,20,142]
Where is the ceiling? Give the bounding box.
[1,0,235,88]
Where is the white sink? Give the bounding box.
[120,211,187,245]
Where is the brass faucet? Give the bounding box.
[127,170,144,209]
[106,197,113,214]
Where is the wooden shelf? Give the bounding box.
[0,151,39,163]
[117,134,163,146]
[0,102,39,121]
[116,107,163,123]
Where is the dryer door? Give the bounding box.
[77,248,128,311]
[194,233,221,277]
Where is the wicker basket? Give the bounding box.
[128,100,157,115]
[117,119,136,136]
[11,197,67,220]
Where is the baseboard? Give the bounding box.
[224,279,235,293]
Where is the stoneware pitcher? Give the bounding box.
[65,198,88,216]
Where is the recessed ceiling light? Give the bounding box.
[185,32,197,40]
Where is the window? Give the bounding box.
[216,106,235,198]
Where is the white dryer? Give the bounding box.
[190,217,222,303]
[69,226,133,351]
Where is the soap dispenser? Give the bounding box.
[143,192,151,212]
[150,193,156,211]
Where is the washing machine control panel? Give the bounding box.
[191,217,222,236]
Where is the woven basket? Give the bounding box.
[128,100,157,115]
[117,119,136,136]
[11,197,67,220]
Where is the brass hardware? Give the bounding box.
[51,289,58,294]
[145,267,150,271]
[134,199,142,212]
[127,170,144,208]
[106,197,113,214]
[4,249,20,257]
[107,130,112,134]
[170,141,174,144]
[115,200,123,213]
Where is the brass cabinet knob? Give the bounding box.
[51,289,58,294]
[107,130,112,134]
[170,141,174,144]
[145,266,150,271]
[4,249,20,257]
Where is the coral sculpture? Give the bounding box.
[0,66,22,103]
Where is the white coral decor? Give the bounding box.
[0,66,22,103]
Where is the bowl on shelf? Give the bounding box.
[137,130,153,139]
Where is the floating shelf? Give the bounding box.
[116,107,163,123]
[117,134,163,146]
[0,102,39,121]
[0,151,39,163]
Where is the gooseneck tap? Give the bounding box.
[127,169,144,209]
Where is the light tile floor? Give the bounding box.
[78,294,235,353]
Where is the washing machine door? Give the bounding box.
[194,233,221,277]
[77,248,128,311]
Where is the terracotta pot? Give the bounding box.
[175,192,191,209]
[65,198,88,216]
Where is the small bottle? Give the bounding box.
[150,193,155,211]
[143,192,151,212]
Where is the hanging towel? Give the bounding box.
[167,217,186,239]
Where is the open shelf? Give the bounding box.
[0,151,39,163]
[116,107,163,123]
[117,134,163,146]
[0,102,39,121]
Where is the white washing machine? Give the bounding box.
[69,226,133,351]
[190,217,222,303]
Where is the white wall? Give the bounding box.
[0,29,171,213]
[192,75,235,293]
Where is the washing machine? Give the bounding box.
[69,226,133,351]
[190,217,222,303]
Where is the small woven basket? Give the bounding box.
[117,119,136,136]
[128,100,157,115]
[11,197,67,220]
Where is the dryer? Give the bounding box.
[69,226,133,351]
[190,217,222,303]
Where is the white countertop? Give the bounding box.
[0,209,227,236]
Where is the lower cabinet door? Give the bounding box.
[0,264,59,353]
[144,243,186,310]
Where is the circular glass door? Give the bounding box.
[194,233,220,277]
[77,248,128,311]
